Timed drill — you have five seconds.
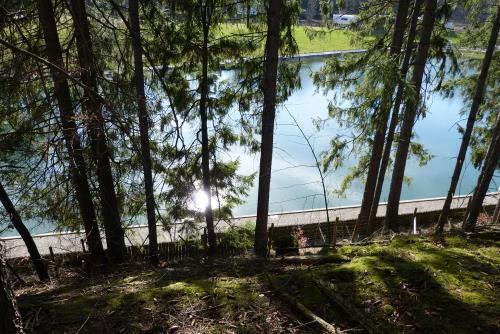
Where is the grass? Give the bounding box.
[293,27,361,53]
[219,23,467,55]
[218,23,368,55]
[16,232,499,333]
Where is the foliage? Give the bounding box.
[313,0,456,196]
[273,233,298,249]
[217,222,255,250]
[273,226,309,250]
[437,3,500,171]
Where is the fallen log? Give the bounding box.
[267,275,341,334]
[314,279,381,334]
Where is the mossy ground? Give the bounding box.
[16,232,499,333]
[274,232,500,333]
[17,259,311,334]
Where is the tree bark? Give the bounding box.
[36,0,106,263]
[69,0,126,262]
[199,0,217,257]
[0,182,49,281]
[352,0,410,240]
[255,0,281,257]
[367,0,424,231]
[436,5,500,235]
[129,0,158,265]
[385,0,438,231]
[463,116,500,232]
[0,244,25,334]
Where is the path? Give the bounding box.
[1,193,498,258]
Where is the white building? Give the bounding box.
[332,14,359,26]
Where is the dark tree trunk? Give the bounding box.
[199,1,217,257]
[36,0,106,263]
[129,0,158,265]
[246,0,251,27]
[463,117,500,232]
[0,245,25,334]
[436,5,500,235]
[367,0,423,231]
[0,182,49,281]
[255,0,281,257]
[69,0,126,262]
[352,0,410,240]
[385,0,438,231]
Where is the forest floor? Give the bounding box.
[13,231,500,334]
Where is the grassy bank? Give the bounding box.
[220,24,468,55]
[219,24,367,55]
[16,232,499,333]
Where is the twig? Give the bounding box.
[267,274,342,334]
[75,313,91,334]
[314,279,382,334]
[183,303,226,315]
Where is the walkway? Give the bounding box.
[1,193,498,258]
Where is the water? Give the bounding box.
[233,58,491,216]
[1,58,496,237]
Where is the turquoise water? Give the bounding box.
[1,58,497,236]
[233,59,492,215]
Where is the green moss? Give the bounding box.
[18,234,499,333]
[272,234,500,333]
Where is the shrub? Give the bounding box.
[218,222,255,251]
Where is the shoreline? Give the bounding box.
[2,192,498,258]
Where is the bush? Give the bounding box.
[273,234,298,249]
[217,222,255,251]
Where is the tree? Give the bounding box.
[384,0,438,231]
[127,0,159,265]
[254,0,282,258]
[36,0,106,263]
[198,0,218,257]
[0,181,49,281]
[436,5,500,235]
[352,0,410,240]
[463,114,500,231]
[69,0,126,262]
[367,0,424,231]
[0,244,25,334]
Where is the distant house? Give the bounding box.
[445,21,455,30]
[236,4,258,18]
[332,14,359,26]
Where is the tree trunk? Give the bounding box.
[385,0,438,231]
[0,182,49,281]
[129,0,158,265]
[254,0,281,257]
[0,244,25,334]
[246,0,251,27]
[36,0,106,263]
[367,0,423,231]
[69,0,126,262]
[463,117,500,232]
[352,0,410,240]
[436,5,500,235]
[199,1,217,257]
